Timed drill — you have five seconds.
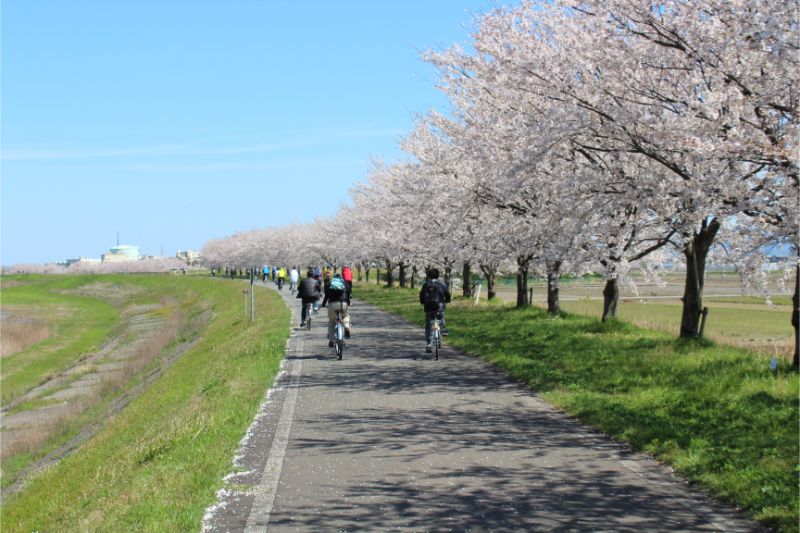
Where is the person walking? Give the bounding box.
[419,268,451,353]
[289,266,300,293]
[320,272,351,345]
[297,268,322,327]
[277,266,287,290]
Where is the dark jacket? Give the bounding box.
[297,276,321,301]
[419,279,451,309]
[321,277,351,306]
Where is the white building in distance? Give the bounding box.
[102,245,140,263]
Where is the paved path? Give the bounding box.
[203,286,762,532]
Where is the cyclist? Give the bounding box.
[321,272,351,346]
[277,266,287,290]
[342,265,353,291]
[289,266,299,293]
[419,268,451,353]
[297,268,321,327]
[262,264,269,283]
[312,266,323,313]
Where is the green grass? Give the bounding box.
[1,275,291,532]
[1,275,121,406]
[555,297,794,357]
[356,284,800,533]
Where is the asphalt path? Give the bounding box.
[203,285,762,532]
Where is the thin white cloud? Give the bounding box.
[119,158,368,173]
[1,144,189,161]
[1,127,406,161]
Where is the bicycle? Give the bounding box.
[306,302,313,330]
[428,314,442,360]
[333,308,345,360]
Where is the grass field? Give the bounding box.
[551,297,794,358]
[1,274,290,532]
[356,283,800,533]
[463,271,795,358]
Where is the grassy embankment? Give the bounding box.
[1,275,121,406]
[357,284,799,533]
[1,274,290,532]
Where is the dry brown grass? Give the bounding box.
[99,309,184,395]
[1,399,90,460]
[1,319,51,357]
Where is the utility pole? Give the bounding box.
[250,267,255,322]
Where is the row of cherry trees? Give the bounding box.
[204,0,798,365]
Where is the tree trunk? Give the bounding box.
[602,277,619,322]
[385,260,394,287]
[411,265,418,289]
[792,262,799,370]
[365,267,371,283]
[680,218,720,338]
[356,265,362,282]
[516,256,530,308]
[480,264,496,300]
[443,258,453,286]
[546,261,561,315]
[399,261,407,288]
[462,262,472,298]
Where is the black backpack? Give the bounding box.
[423,281,442,311]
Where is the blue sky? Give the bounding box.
[1,1,497,265]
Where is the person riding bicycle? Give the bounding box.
[321,272,351,346]
[312,266,323,313]
[297,268,322,327]
[342,265,353,291]
[262,265,269,283]
[419,268,451,353]
[289,266,299,292]
[277,266,287,290]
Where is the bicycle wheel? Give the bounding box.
[434,330,439,360]
[336,339,344,360]
[336,321,344,359]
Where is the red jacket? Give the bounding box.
[342,267,353,282]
